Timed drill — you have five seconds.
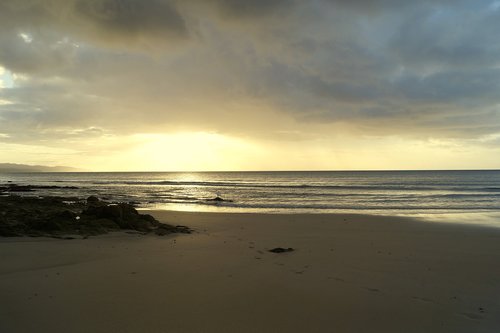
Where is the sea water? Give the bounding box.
[1,170,499,219]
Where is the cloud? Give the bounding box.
[208,0,295,18]
[0,0,188,51]
[388,3,500,70]
[1,0,500,156]
[74,0,188,42]
[0,33,78,74]
[322,0,472,12]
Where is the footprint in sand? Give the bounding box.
[412,296,434,303]
[460,312,483,321]
[327,276,345,282]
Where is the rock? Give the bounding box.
[154,224,192,236]
[269,247,295,253]
[140,214,158,223]
[86,196,100,204]
[174,225,192,234]
[206,196,233,203]
[0,195,191,238]
[0,224,22,237]
[0,184,79,193]
[1,184,35,192]
[82,202,160,231]
[154,226,174,236]
[56,210,78,220]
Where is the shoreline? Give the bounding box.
[140,208,500,229]
[2,211,500,332]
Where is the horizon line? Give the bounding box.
[5,168,500,173]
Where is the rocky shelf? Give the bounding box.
[0,195,191,238]
[0,183,79,193]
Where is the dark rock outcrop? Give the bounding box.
[0,184,79,193]
[82,203,159,232]
[86,195,100,204]
[0,195,191,238]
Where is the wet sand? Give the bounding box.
[1,211,500,332]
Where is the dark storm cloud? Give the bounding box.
[0,33,77,74]
[322,0,472,11]
[0,0,293,73]
[388,3,500,69]
[210,0,294,17]
[0,0,188,47]
[0,0,190,75]
[0,0,293,44]
[394,69,500,103]
[74,0,187,39]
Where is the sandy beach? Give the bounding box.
[1,211,500,333]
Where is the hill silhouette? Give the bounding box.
[0,163,83,173]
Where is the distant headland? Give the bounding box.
[0,163,83,173]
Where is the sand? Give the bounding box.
[1,211,500,333]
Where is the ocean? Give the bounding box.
[1,170,500,221]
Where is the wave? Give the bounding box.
[145,199,500,212]
[83,180,500,193]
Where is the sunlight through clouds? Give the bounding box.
[0,66,14,89]
[0,1,499,170]
[127,132,259,171]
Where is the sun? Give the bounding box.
[114,132,260,172]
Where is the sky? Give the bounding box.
[0,0,500,171]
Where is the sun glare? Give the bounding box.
[122,132,258,171]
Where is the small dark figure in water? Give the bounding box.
[206,196,233,203]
